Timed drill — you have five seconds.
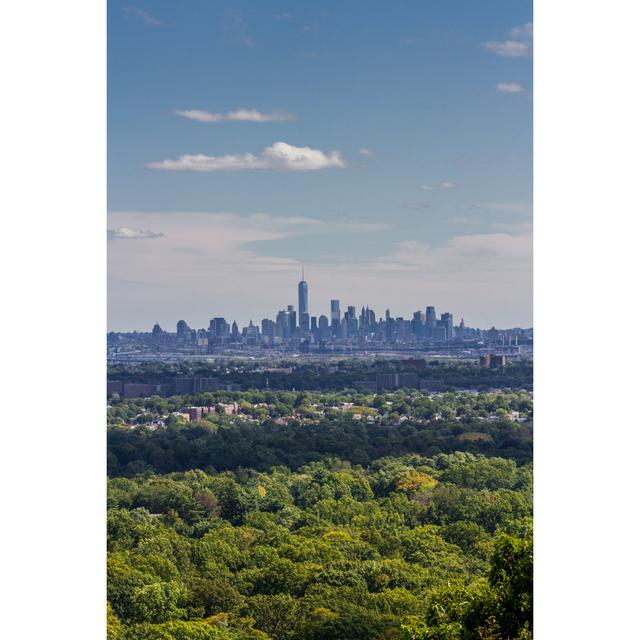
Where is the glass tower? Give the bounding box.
[298,265,308,328]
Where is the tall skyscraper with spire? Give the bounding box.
[298,265,309,332]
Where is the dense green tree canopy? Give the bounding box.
[108,452,532,640]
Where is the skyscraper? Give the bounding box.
[287,304,297,335]
[318,315,329,340]
[209,317,229,339]
[440,312,454,341]
[297,267,309,333]
[298,266,308,328]
[176,320,189,338]
[330,299,341,337]
[425,306,437,329]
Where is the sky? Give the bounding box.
[108,0,532,331]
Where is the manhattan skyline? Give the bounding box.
[108,1,532,331]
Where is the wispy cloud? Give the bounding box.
[108,227,164,241]
[108,211,530,329]
[225,9,254,47]
[147,141,347,172]
[484,22,532,58]
[496,82,524,93]
[124,6,162,27]
[484,40,529,57]
[359,148,374,156]
[176,109,295,123]
[510,23,533,40]
[421,181,456,191]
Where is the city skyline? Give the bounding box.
[108,1,532,331]
[110,271,530,335]
[108,267,532,334]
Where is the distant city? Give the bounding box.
[108,272,532,360]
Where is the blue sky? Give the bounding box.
[108,0,532,331]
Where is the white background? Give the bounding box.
[1,1,639,637]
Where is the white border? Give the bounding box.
[535,0,640,636]
[1,1,106,638]
[2,1,640,637]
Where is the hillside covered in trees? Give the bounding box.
[108,454,532,640]
[108,382,532,640]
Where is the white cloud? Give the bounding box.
[147,141,347,172]
[484,40,529,57]
[421,181,455,191]
[484,22,532,57]
[124,7,161,27]
[359,148,374,156]
[107,227,164,241]
[176,109,295,123]
[510,23,533,40]
[497,82,524,93]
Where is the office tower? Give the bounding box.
[298,266,308,327]
[425,306,437,329]
[385,315,395,341]
[347,305,356,319]
[340,317,349,338]
[261,318,275,338]
[318,314,330,340]
[275,310,286,338]
[330,300,341,337]
[176,320,189,338]
[412,311,425,339]
[440,312,454,341]
[347,315,358,337]
[310,316,318,332]
[276,305,296,340]
[368,307,376,325]
[330,299,340,321]
[231,321,239,341]
[287,305,297,335]
[209,317,230,339]
[300,312,310,334]
[152,323,163,336]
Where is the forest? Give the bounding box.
[108,454,532,640]
[108,384,532,639]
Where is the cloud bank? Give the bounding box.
[107,227,164,241]
[108,211,531,331]
[147,142,347,172]
[176,109,295,123]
